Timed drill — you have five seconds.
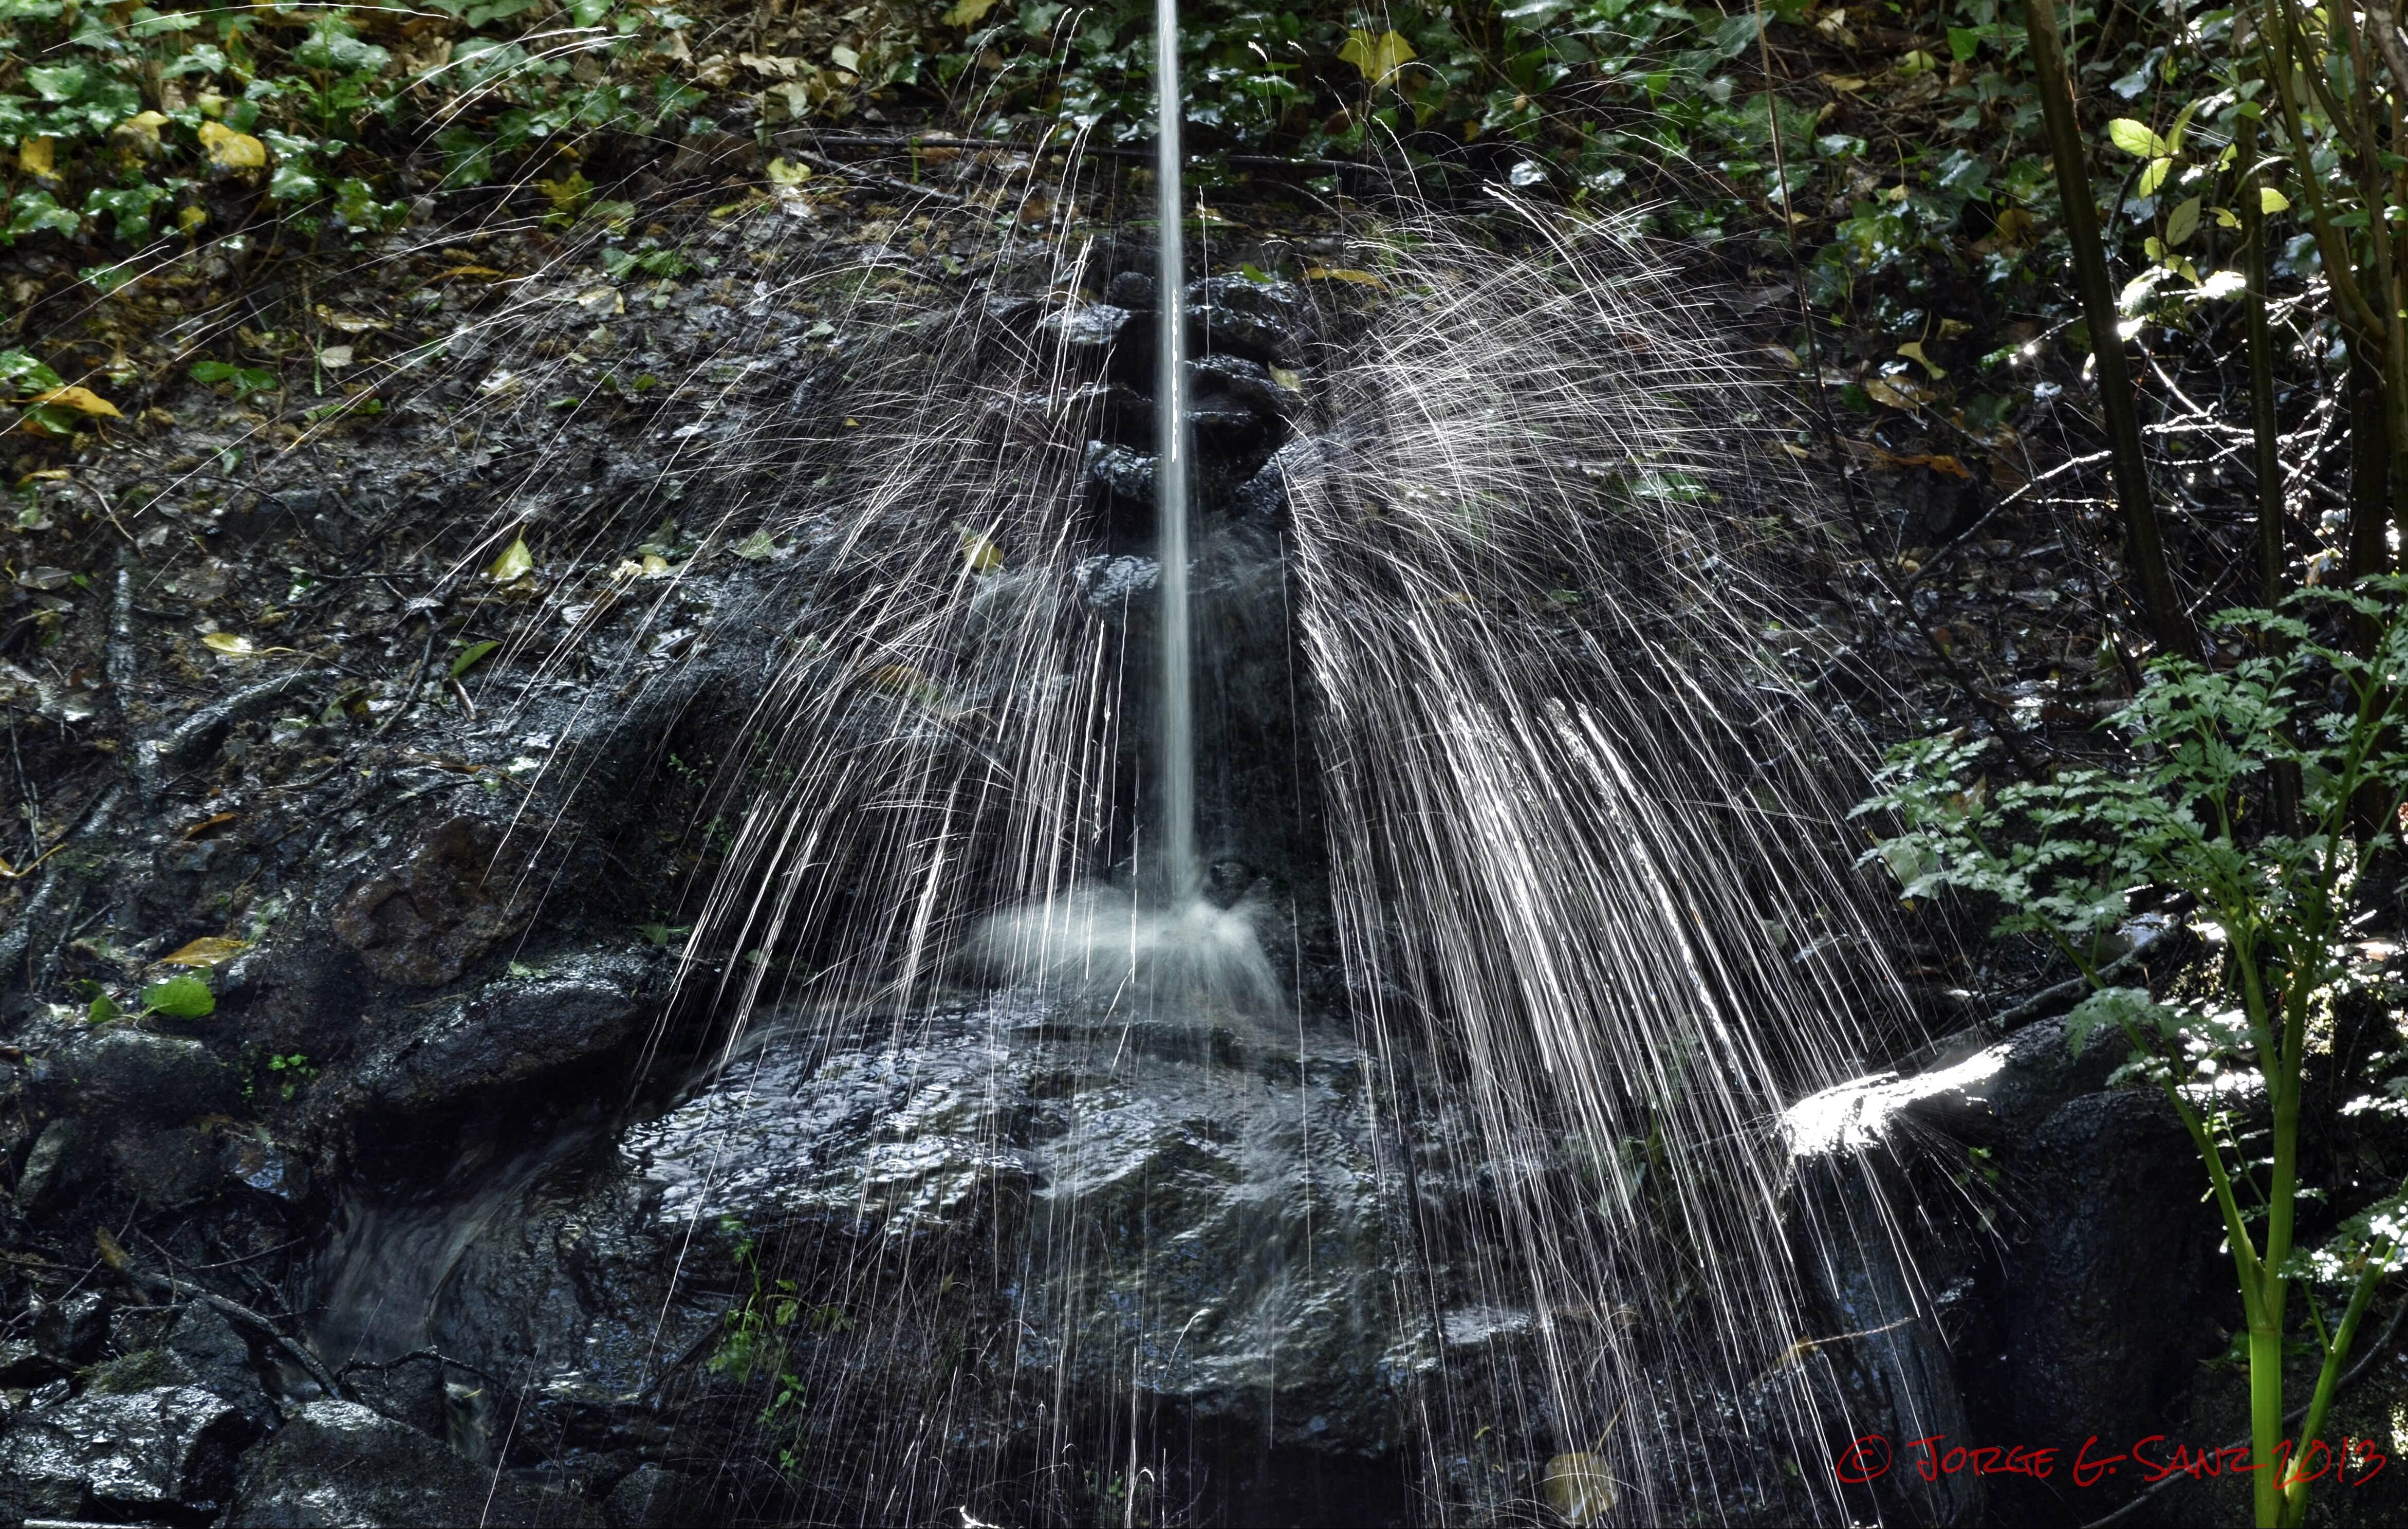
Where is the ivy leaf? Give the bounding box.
[1337,28,1417,87]
[2108,119,2169,158]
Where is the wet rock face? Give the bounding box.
[349,947,655,1117]
[0,1384,257,1525]
[332,814,536,986]
[227,1398,601,1527]
[344,1000,1400,1521]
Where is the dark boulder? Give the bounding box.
[38,1029,237,1123]
[0,1384,255,1526]
[350,948,652,1116]
[227,1398,602,1527]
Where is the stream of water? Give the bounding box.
[1154,0,1198,906]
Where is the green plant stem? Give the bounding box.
[2283,1250,2391,1525]
[2023,0,2195,658]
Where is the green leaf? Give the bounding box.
[87,992,120,1025]
[0,349,65,394]
[190,360,280,397]
[489,535,534,583]
[2107,118,2169,158]
[140,973,215,1019]
[451,639,500,678]
[2138,156,2174,197]
[2165,196,2202,248]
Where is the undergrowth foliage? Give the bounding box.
[1862,577,2408,1526]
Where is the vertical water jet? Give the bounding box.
[1153,0,1197,904]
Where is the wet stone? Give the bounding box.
[1103,270,1157,309]
[603,1464,714,1528]
[331,814,535,987]
[353,948,651,1114]
[34,1293,107,1364]
[14,1118,77,1211]
[39,1030,236,1123]
[227,1398,602,1528]
[0,1384,255,1525]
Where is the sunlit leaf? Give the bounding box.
[765,157,813,186]
[1337,28,1417,87]
[2138,156,2173,196]
[17,136,57,179]
[196,120,267,171]
[940,0,999,25]
[1896,340,1946,380]
[1542,1453,1616,1526]
[961,530,1003,574]
[2107,119,2169,158]
[2259,186,2291,215]
[489,535,534,583]
[201,632,256,654]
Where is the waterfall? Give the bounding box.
[1153,0,1197,903]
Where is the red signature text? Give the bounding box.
[1832,1433,2389,1489]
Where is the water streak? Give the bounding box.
[1153,0,1196,902]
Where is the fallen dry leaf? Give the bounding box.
[160,935,249,967]
[31,385,122,418]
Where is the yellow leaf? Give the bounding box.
[2259,186,2291,215]
[1819,73,1868,91]
[1541,1453,1617,1526]
[1337,28,1416,87]
[196,120,266,171]
[489,536,534,583]
[116,110,170,152]
[201,632,256,654]
[641,552,671,577]
[177,205,208,235]
[1862,375,1924,411]
[18,135,57,179]
[1303,266,1388,290]
[766,156,813,186]
[1896,341,1947,381]
[941,0,1000,24]
[960,530,1003,574]
[161,936,248,967]
[1269,366,1303,391]
[30,386,121,418]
